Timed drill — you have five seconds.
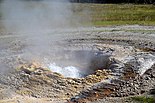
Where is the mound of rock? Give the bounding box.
[68,63,155,103]
[0,63,111,101]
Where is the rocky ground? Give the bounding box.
[0,25,155,103]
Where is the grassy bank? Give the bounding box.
[74,4,155,26]
[130,96,155,103]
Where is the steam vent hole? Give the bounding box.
[48,50,111,78]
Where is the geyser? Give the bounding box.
[45,50,111,78]
[49,63,81,78]
[0,0,92,76]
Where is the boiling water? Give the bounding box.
[48,63,83,78]
[45,50,111,78]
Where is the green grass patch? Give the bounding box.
[131,96,155,103]
[73,4,155,26]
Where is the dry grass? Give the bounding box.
[73,4,155,26]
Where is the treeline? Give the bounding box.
[70,0,155,4]
[0,0,154,4]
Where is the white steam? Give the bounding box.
[0,0,92,77]
[0,0,83,61]
[48,63,82,78]
[1,0,74,32]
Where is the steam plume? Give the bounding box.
[0,0,93,77]
[0,0,77,62]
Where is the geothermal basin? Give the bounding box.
[0,26,155,103]
[0,0,155,102]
